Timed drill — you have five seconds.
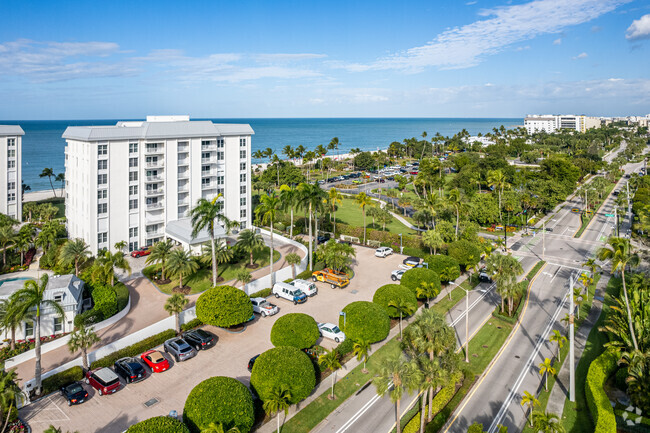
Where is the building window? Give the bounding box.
[240,138,246,147]
[217,176,224,185]
[53,317,63,333]
[240,209,247,218]
[201,165,210,174]
[129,172,138,182]
[217,151,224,161]
[7,193,15,202]
[7,182,15,191]
[240,185,246,194]
[98,203,107,214]
[202,152,210,160]
[25,321,33,337]
[202,178,211,186]
[129,185,138,196]
[98,174,107,185]
[98,232,107,244]
[240,150,246,159]
[240,173,246,182]
[129,241,138,252]
[240,197,246,206]
[129,199,138,210]
[129,157,138,168]
[53,293,64,303]
[240,162,246,171]
[129,227,138,238]
[97,189,107,200]
[7,138,15,147]
[129,143,138,153]
[98,144,107,156]
[240,221,247,230]
[7,149,15,158]
[7,160,15,169]
[218,139,225,148]
[97,160,107,170]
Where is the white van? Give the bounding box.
[272,282,307,304]
[290,279,318,297]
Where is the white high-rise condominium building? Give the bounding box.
[0,126,23,222]
[524,114,600,135]
[63,116,254,255]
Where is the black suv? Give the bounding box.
[114,357,147,383]
[248,354,260,372]
[183,329,216,351]
[317,234,331,244]
[60,382,88,406]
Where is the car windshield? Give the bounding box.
[295,290,304,296]
[195,329,210,338]
[66,384,83,394]
[332,326,341,333]
[179,345,193,353]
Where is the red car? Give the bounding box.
[141,350,170,373]
[130,247,151,258]
[85,368,120,396]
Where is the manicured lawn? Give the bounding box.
[464,316,514,376]
[574,180,616,238]
[143,247,281,295]
[334,197,418,235]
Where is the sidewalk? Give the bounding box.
[545,273,611,416]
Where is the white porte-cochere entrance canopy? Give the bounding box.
[165,218,226,252]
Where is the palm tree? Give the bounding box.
[39,168,57,197]
[521,390,540,427]
[487,169,509,220]
[354,192,374,245]
[582,257,600,277]
[416,281,440,308]
[95,250,131,286]
[146,239,174,280]
[531,411,565,433]
[549,330,567,362]
[285,252,301,279]
[263,384,292,433]
[0,225,16,268]
[164,293,188,335]
[0,368,24,432]
[297,182,326,271]
[167,249,199,290]
[353,340,371,373]
[201,238,233,283]
[422,229,443,255]
[67,324,100,371]
[388,298,416,340]
[14,229,32,267]
[373,354,413,433]
[279,184,297,239]
[59,238,91,276]
[538,358,556,392]
[328,188,344,239]
[234,268,252,290]
[236,229,264,268]
[190,195,227,287]
[0,296,26,350]
[15,275,64,394]
[113,240,127,253]
[597,237,640,350]
[447,188,464,240]
[319,348,342,399]
[200,423,241,433]
[255,192,281,285]
[486,253,523,315]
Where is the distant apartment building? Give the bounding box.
[63,116,253,255]
[0,126,23,222]
[524,115,600,135]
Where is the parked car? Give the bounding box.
[114,357,147,384]
[60,382,88,406]
[272,282,308,304]
[85,368,121,396]
[183,329,216,351]
[251,297,279,316]
[140,350,170,373]
[375,247,393,258]
[163,337,197,362]
[478,272,492,283]
[318,323,346,343]
[290,279,318,296]
[312,268,350,289]
[247,354,260,372]
[402,256,421,267]
[130,246,151,258]
[391,269,405,281]
[317,234,331,244]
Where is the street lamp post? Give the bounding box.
[339,311,346,327]
[450,281,470,363]
[398,233,403,254]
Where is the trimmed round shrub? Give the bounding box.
[127,416,190,433]
[400,268,441,297]
[251,346,316,404]
[447,240,481,270]
[183,376,254,433]
[270,313,320,349]
[372,284,418,318]
[196,285,253,327]
[338,301,390,343]
[425,255,461,283]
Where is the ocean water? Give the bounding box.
[1,118,520,191]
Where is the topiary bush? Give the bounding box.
[447,240,481,271]
[338,301,390,343]
[372,284,418,318]
[270,313,320,349]
[425,255,461,283]
[41,366,84,396]
[196,285,253,327]
[183,376,254,433]
[585,349,618,433]
[250,346,316,404]
[91,284,118,320]
[126,416,190,433]
[399,268,441,297]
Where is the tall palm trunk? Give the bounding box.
[75,259,79,277]
[47,176,56,198]
[82,347,89,370]
[35,312,42,394]
[455,208,460,240]
[621,269,639,350]
[270,222,275,285]
[362,208,367,244]
[420,391,427,433]
[210,230,217,287]
[277,413,280,433]
[289,208,294,239]
[333,208,337,240]
[308,205,313,271]
[395,399,402,433]
[10,326,15,350]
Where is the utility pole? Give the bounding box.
[542,219,546,259]
[614,206,618,237]
[569,273,576,402]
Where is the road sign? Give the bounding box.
[605,213,615,217]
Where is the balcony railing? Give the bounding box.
[178,158,189,166]
[146,160,165,168]
[146,175,164,182]
[145,188,164,197]
[178,198,189,206]
[201,183,216,189]
[145,146,164,155]
[177,145,189,153]
[145,229,164,237]
[201,157,218,164]
[146,201,164,210]
[201,144,217,151]
[178,171,190,179]
[178,183,189,192]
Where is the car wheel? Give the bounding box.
[85,378,89,384]
[391,276,397,281]
[331,284,336,289]
[262,312,267,317]
[335,337,340,343]
[164,346,168,353]
[98,389,103,396]
[67,400,71,406]
[293,300,297,305]
[275,293,280,298]
[174,355,179,362]
[312,276,317,282]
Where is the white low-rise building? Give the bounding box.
[0,126,23,221]
[63,116,253,254]
[524,115,600,135]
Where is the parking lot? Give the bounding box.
[20,246,407,433]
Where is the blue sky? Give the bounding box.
[1,0,649,119]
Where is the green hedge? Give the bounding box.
[181,318,203,332]
[270,313,320,349]
[250,346,316,404]
[183,376,254,433]
[196,285,253,327]
[372,284,418,318]
[115,283,130,312]
[338,301,390,344]
[399,268,441,297]
[335,338,355,358]
[249,288,272,298]
[91,329,176,369]
[126,416,190,433]
[400,372,462,433]
[42,366,84,396]
[585,349,619,433]
[91,284,118,320]
[425,255,460,283]
[447,240,481,270]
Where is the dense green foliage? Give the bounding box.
[372,284,418,318]
[399,268,441,295]
[338,301,390,343]
[250,346,316,404]
[126,416,190,433]
[90,329,176,369]
[41,366,84,396]
[90,284,118,319]
[196,285,253,327]
[446,240,481,270]
[183,376,255,433]
[270,313,320,349]
[249,288,272,298]
[425,255,461,283]
[585,350,618,433]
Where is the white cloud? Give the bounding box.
[608,78,623,82]
[553,38,562,45]
[466,1,478,5]
[338,0,629,73]
[252,53,327,62]
[626,14,650,40]
[572,52,588,59]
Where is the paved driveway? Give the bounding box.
[20,246,406,433]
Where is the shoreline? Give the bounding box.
[23,189,64,203]
[252,147,388,171]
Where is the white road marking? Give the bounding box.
[335,381,391,433]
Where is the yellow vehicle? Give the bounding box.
[312,268,350,289]
[571,208,580,213]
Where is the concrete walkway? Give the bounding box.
[545,273,611,416]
